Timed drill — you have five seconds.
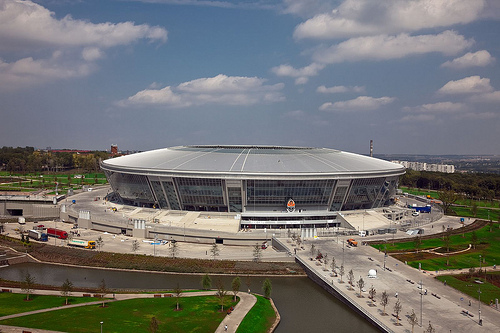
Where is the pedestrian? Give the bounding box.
[224,324,228,331]
[469,300,471,306]
[395,292,398,298]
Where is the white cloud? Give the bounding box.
[0,0,167,88]
[0,0,167,51]
[120,74,285,108]
[470,91,500,103]
[403,102,466,113]
[271,63,325,78]
[319,96,395,111]
[295,77,309,85]
[0,53,94,88]
[313,30,473,64]
[82,47,104,61]
[317,85,365,94]
[441,50,495,69]
[438,76,493,95]
[294,0,486,40]
[399,114,436,122]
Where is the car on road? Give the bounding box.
[412,211,420,217]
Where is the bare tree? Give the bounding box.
[169,241,179,259]
[231,276,241,301]
[131,239,140,253]
[347,269,355,290]
[438,189,461,214]
[21,272,36,301]
[173,283,182,311]
[339,265,345,283]
[323,253,329,270]
[253,243,262,262]
[96,236,104,251]
[414,236,422,254]
[380,291,389,315]
[210,243,220,260]
[309,244,316,258]
[330,256,336,274]
[98,279,108,308]
[356,277,365,297]
[408,309,418,333]
[215,278,227,312]
[368,285,376,303]
[443,229,452,253]
[393,299,402,325]
[61,278,73,305]
[471,231,479,250]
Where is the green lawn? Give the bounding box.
[237,295,276,333]
[372,225,500,271]
[436,274,500,305]
[0,295,237,333]
[0,172,108,192]
[0,293,101,317]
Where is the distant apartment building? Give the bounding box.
[391,161,455,173]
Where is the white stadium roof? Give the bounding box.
[101,145,404,178]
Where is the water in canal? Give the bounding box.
[0,263,379,333]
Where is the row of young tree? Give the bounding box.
[401,169,500,200]
[0,146,109,173]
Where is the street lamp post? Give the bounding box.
[478,286,482,325]
[100,321,103,333]
[420,280,423,327]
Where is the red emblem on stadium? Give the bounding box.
[287,199,295,212]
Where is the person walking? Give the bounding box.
[224,324,228,331]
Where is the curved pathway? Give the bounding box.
[0,288,257,333]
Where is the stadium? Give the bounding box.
[101,145,405,230]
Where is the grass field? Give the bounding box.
[372,225,500,271]
[237,295,276,333]
[0,293,102,317]
[0,172,107,193]
[0,295,238,333]
[435,273,500,305]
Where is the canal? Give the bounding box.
[0,263,379,333]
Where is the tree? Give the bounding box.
[438,189,461,214]
[148,316,159,333]
[356,277,365,297]
[96,236,104,251]
[201,274,212,290]
[309,244,316,258]
[339,265,345,283]
[347,269,355,290]
[380,291,389,315]
[368,285,376,302]
[21,272,36,301]
[471,202,478,217]
[393,299,402,324]
[169,241,179,259]
[231,276,241,301]
[253,243,262,262]
[215,278,227,312]
[173,283,182,311]
[330,256,336,274]
[414,236,422,254]
[323,253,329,270]
[262,278,272,299]
[443,229,452,253]
[471,231,479,249]
[61,278,73,305]
[131,239,140,253]
[210,243,220,260]
[98,279,108,308]
[407,309,418,333]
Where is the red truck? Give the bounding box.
[46,228,68,239]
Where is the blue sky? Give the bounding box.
[1,0,500,155]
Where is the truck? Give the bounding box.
[46,228,68,239]
[68,239,96,249]
[347,238,358,247]
[409,204,432,213]
[28,229,48,242]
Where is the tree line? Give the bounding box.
[0,146,109,173]
[400,169,500,200]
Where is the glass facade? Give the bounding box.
[246,179,335,207]
[106,173,399,212]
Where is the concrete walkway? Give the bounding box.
[0,288,257,333]
[285,237,500,333]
